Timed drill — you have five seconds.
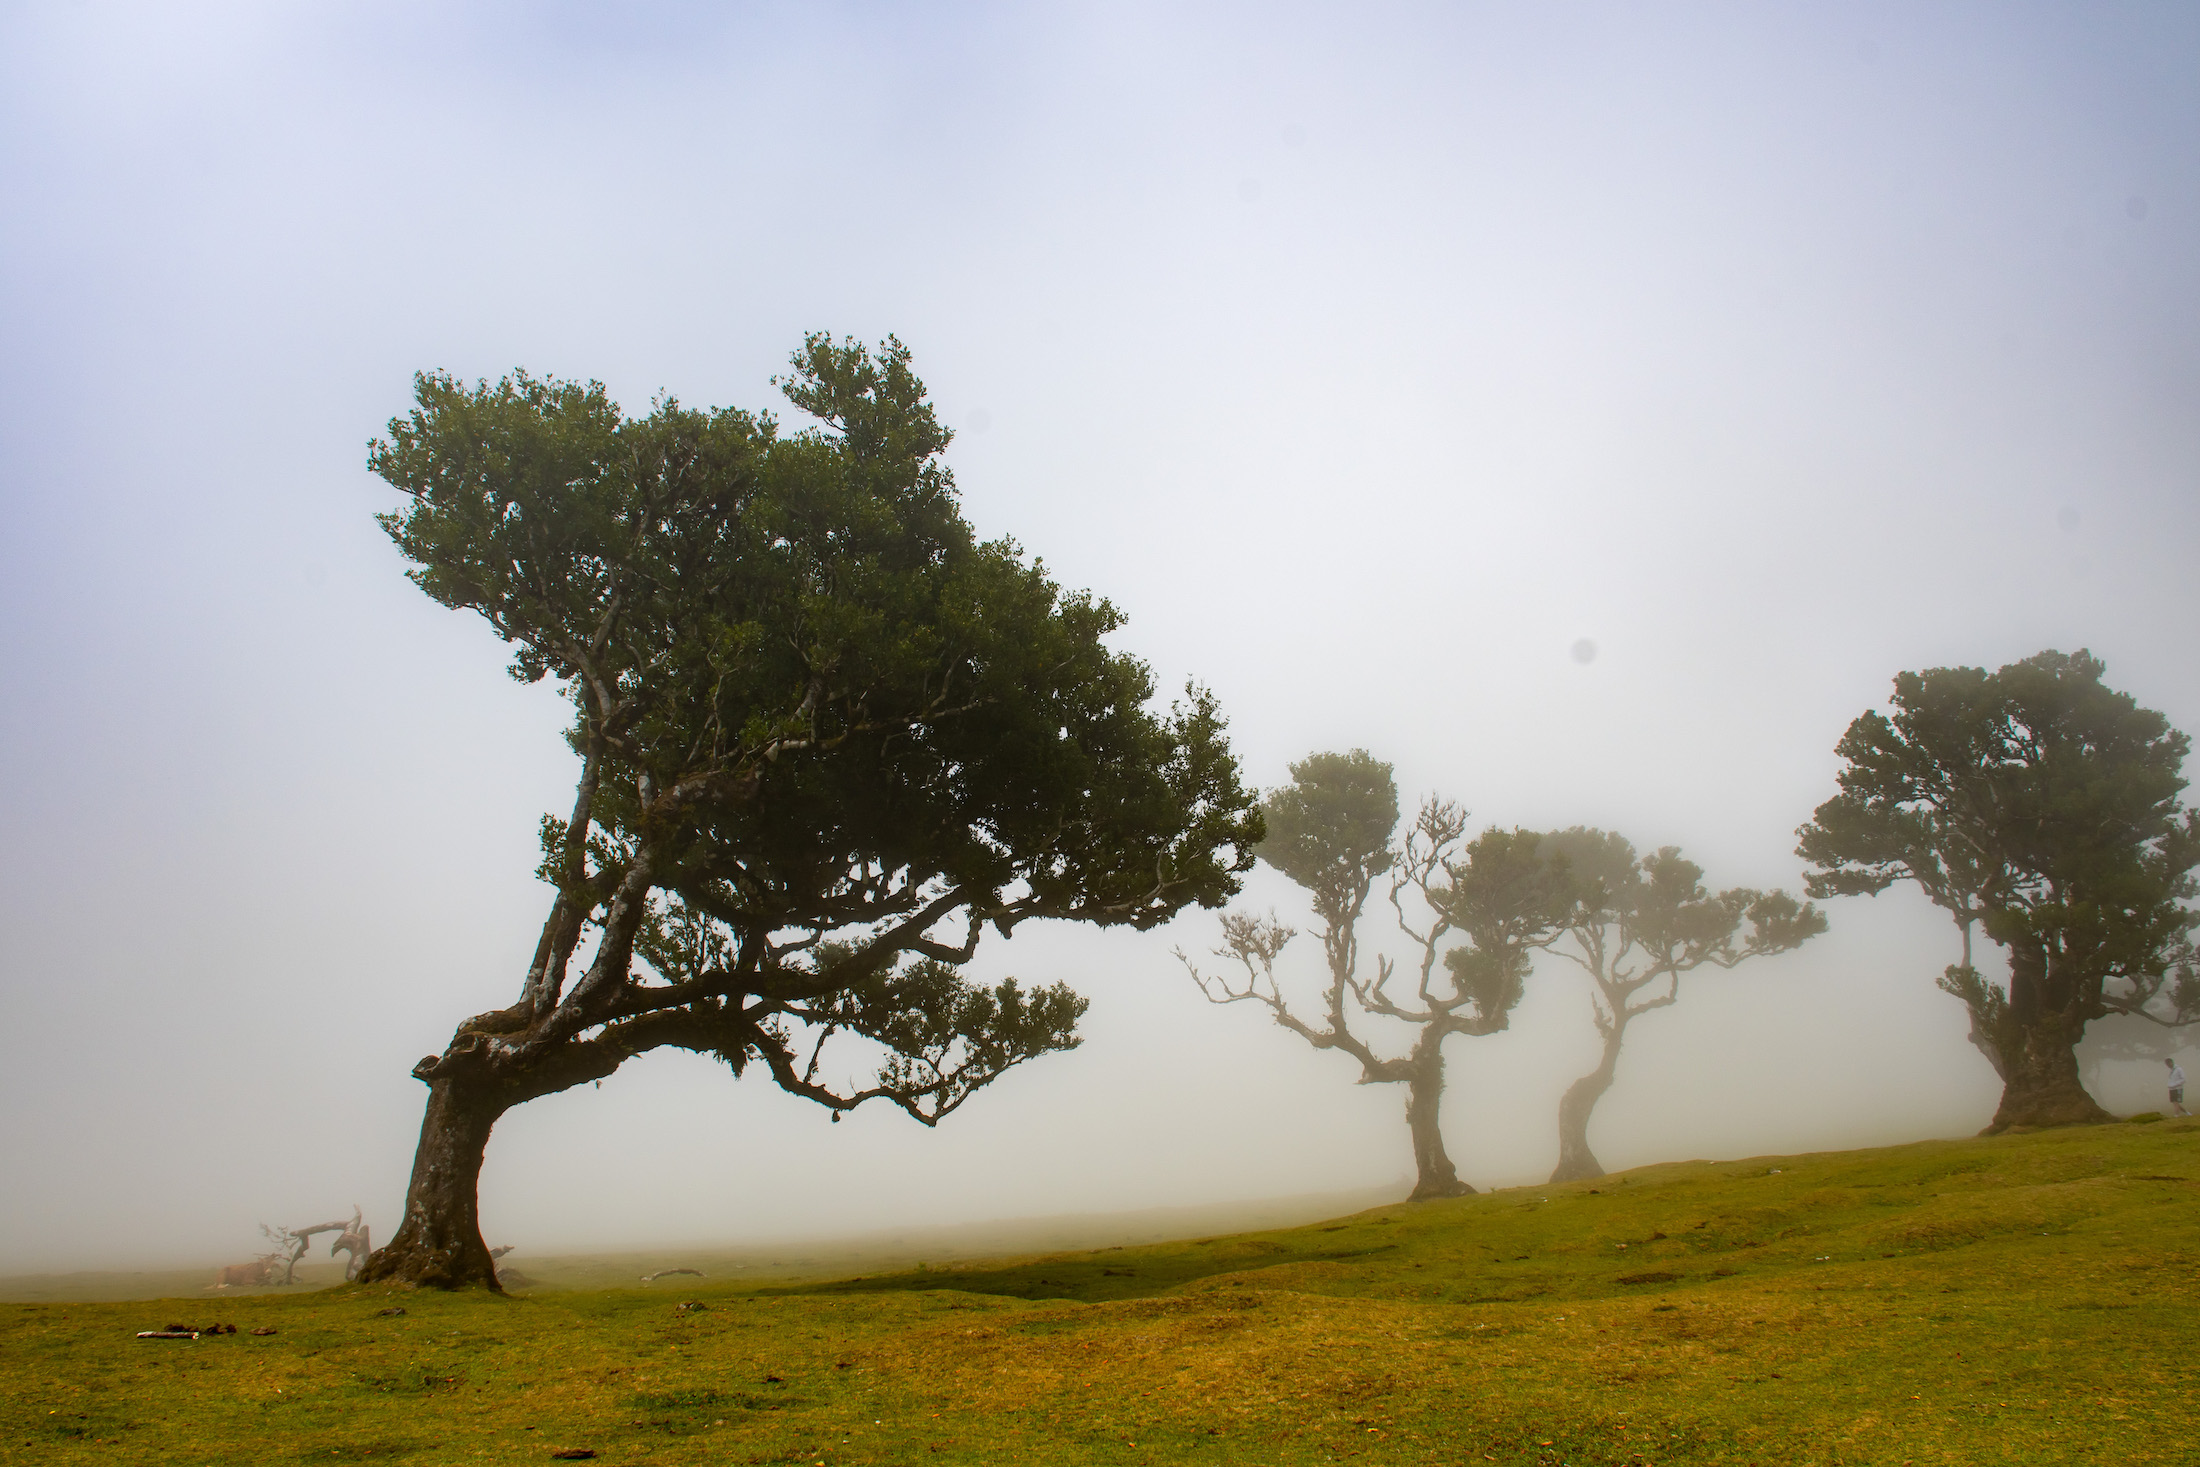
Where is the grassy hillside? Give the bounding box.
[5,1120,2195,1465]
[0,1187,1398,1305]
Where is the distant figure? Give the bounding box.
[2168,1058,2188,1117]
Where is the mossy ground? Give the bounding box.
[6,1120,2196,1465]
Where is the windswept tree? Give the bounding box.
[1797,649,2199,1132]
[1540,830,1824,1183]
[357,336,1262,1288]
[1179,751,1570,1199]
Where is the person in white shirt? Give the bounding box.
[2168,1058,2188,1117]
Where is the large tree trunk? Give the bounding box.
[356,1059,514,1290]
[360,1002,643,1289]
[362,851,657,1290]
[1983,943,2109,1132]
[1404,1043,1474,1201]
[1986,1022,2107,1130]
[1551,1025,1624,1183]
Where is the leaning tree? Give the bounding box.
[1179,751,1570,1199]
[1797,649,2199,1132]
[1539,829,1824,1183]
[356,336,1262,1288]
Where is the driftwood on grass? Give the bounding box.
[284,1207,373,1282]
[326,1208,373,1281]
[211,1207,373,1289]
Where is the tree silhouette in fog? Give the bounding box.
[1180,751,1570,1199]
[1539,829,1824,1183]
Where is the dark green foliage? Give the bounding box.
[1797,649,2196,1001]
[372,335,1261,1120]
[1541,831,1826,976]
[1257,749,1399,925]
[806,962,1091,1121]
[1434,826,1577,1021]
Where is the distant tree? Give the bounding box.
[1797,649,2199,1132]
[1179,751,1570,1199]
[2077,1003,2197,1103]
[1539,829,1824,1183]
[356,336,1262,1288]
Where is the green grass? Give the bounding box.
[6,1120,2197,1465]
[0,1189,1401,1307]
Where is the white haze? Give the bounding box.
[1,0,2196,1272]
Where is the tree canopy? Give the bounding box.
[360,336,1263,1287]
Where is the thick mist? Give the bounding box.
[2,0,2196,1274]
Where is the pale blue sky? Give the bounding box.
[3,1,2196,1269]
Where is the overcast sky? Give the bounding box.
[3,0,2196,1273]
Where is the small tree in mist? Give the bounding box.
[356,336,1262,1288]
[1539,829,1824,1183]
[1179,751,1570,1199]
[1798,649,2199,1132]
